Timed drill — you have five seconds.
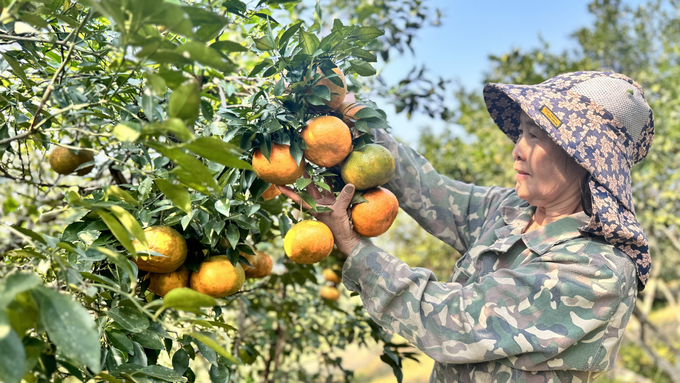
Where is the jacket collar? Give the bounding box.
[499,205,590,256]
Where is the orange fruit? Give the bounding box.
[351,187,399,237]
[341,144,395,190]
[242,251,273,278]
[132,226,188,273]
[284,220,334,264]
[301,116,352,167]
[147,266,190,297]
[261,184,282,201]
[338,102,367,127]
[312,67,347,109]
[49,147,95,175]
[252,144,306,185]
[322,268,340,284]
[190,255,245,298]
[320,286,340,301]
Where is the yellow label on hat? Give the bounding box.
[540,106,562,128]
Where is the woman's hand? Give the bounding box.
[277,182,362,256]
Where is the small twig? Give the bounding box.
[0,33,70,46]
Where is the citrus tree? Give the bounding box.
[0,0,429,382]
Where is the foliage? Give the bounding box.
[0,0,439,382]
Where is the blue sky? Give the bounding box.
[377,0,643,142]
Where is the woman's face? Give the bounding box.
[512,111,586,208]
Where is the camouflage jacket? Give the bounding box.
[342,130,638,383]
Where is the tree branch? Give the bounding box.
[0,11,91,146]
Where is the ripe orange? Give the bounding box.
[338,102,367,128]
[132,226,188,273]
[284,220,334,264]
[341,144,395,190]
[49,147,95,175]
[322,268,340,284]
[261,184,282,201]
[301,116,352,167]
[351,187,399,237]
[190,255,245,298]
[242,251,273,278]
[320,286,340,301]
[312,67,347,109]
[147,266,190,297]
[252,144,305,185]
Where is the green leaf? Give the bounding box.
[349,60,377,76]
[0,312,25,383]
[147,4,194,37]
[109,206,147,248]
[172,349,190,376]
[113,122,142,142]
[215,199,230,217]
[189,333,240,364]
[155,179,192,214]
[253,36,277,51]
[351,48,378,62]
[222,0,247,16]
[162,288,216,310]
[182,137,252,170]
[106,186,140,207]
[248,59,272,77]
[279,21,302,51]
[273,78,285,96]
[354,107,382,119]
[175,42,233,72]
[131,329,165,350]
[226,224,239,248]
[295,177,312,190]
[211,40,248,53]
[106,307,149,333]
[31,286,101,373]
[0,53,30,86]
[10,225,46,245]
[143,118,196,142]
[107,331,134,354]
[146,142,220,196]
[209,364,230,383]
[139,365,187,382]
[182,6,229,41]
[94,247,137,283]
[145,72,168,96]
[299,30,320,55]
[312,85,330,101]
[97,210,136,255]
[0,273,41,310]
[353,26,385,42]
[169,81,201,125]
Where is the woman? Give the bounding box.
[279,71,654,382]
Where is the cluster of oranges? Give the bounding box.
[132,226,272,298]
[252,66,400,275]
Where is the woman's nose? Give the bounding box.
[512,137,525,161]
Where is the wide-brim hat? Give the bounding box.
[483,71,654,290]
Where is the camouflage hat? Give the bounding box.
[483,71,654,290]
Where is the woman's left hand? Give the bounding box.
[277,183,362,255]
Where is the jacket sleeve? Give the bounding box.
[342,239,635,368]
[373,129,513,255]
